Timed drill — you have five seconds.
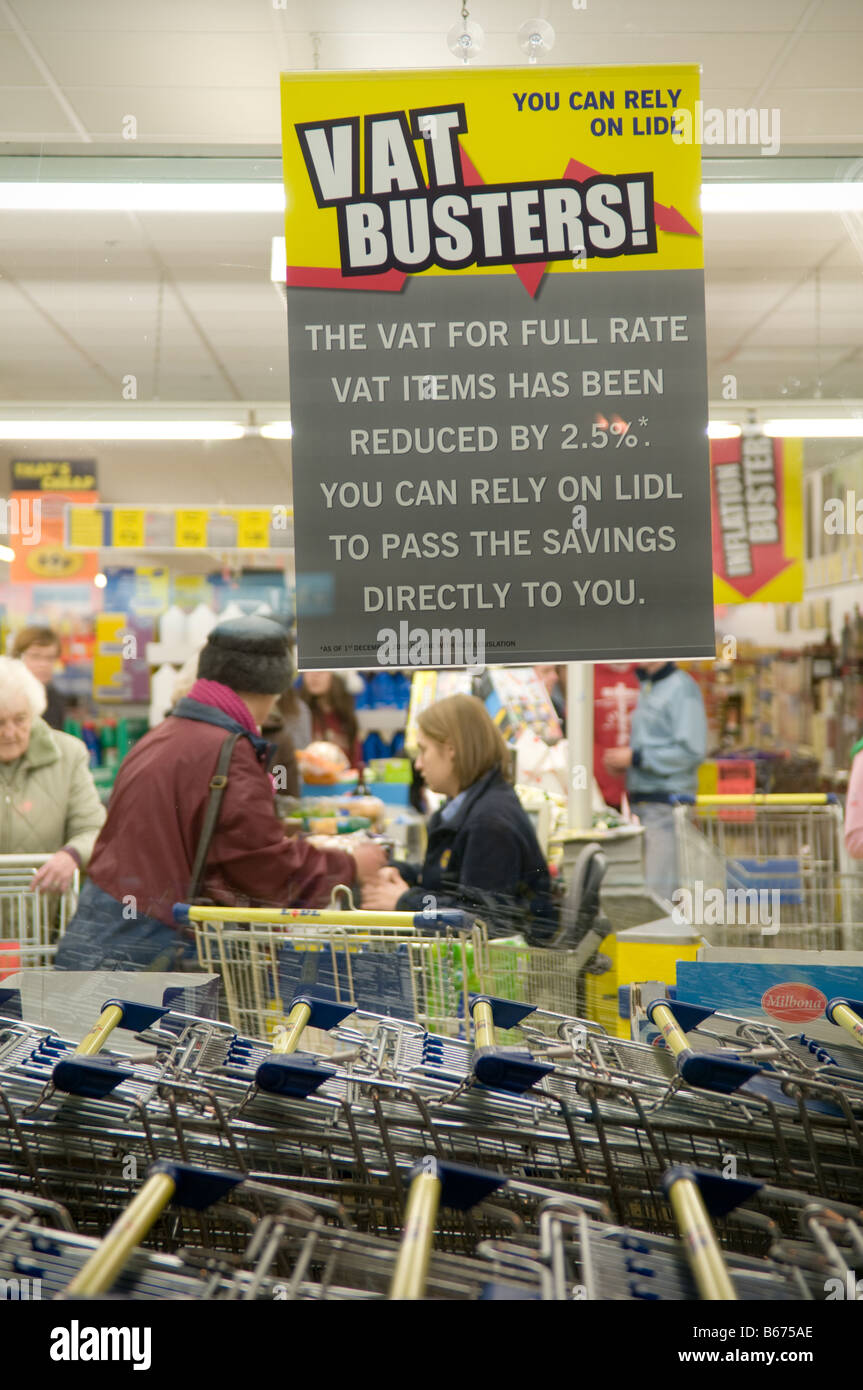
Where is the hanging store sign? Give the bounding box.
[11,460,99,585]
[280,64,715,669]
[710,435,803,604]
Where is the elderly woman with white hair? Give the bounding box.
[0,656,105,892]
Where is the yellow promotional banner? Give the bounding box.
[113,508,146,549]
[236,509,272,548]
[711,436,804,604]
[93,613,127,701]
[134,566,170,614]
[174,509,208,548]
[281,66,703,283]
[68,506,104,549]
[281,65,714,668]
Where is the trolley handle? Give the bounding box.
[646,1000,766,1095]
[662,1166,761,1301]
[72,998,170,1058]
[63,1162,244,1297]
[270,993,355,1056]
[671,793,839,806]
[173,902,470,933]
[825,997,863,1048]
[468,995,552,1095]
[390,1158,506,1300]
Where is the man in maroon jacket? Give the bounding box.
[55,616,385,971]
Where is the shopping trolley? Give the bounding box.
[0,1185,225,1300]
[672,794,858,949]
[0,853,79,974]
[181,901,488,1040]
[50,1153,812,1303]
[0,994,584,1246]
[2,984,862,1271]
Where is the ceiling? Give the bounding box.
[0,0,861,495]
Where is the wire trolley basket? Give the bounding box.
[0,853,79,976]
[672,794,860,950]
[189,902,490,1041]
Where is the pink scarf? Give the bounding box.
[187,679,260,736]
[187,679,277,790]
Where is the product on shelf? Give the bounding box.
[479,667,563,744]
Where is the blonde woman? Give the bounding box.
[362,693,558,941]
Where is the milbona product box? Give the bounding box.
[674,947,863,1045]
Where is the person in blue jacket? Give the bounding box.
[603,660,707,903]
[362,693,558,942]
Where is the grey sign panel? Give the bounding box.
[287,267,715,668]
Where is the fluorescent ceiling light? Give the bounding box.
[2,182,860,218]
[271,236,286,282]
[703,183,863,213]
[707,422,742,439]
[0,545,15,563]
[0,183,285,213]
[0,421,246,441]
[763,418,863,438]
[260,422,293,439]
[1,179,860,219]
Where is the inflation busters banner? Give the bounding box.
[710,435,803,604]
[280,65,715,667]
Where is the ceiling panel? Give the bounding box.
[37,31,284,87]
[760,89,863,143]
[68,88,282,143]
[816,0,863,27]
[548,0,814,32]
[0,33,43,82]
[771,33,863,86]
[0,86,76,137]
[8,0,283,32]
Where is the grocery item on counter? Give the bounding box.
[296,740,356,785]
[282,813,373,836]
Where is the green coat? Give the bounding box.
[0,718,106,865]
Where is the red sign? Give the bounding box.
[710,434,803,603]
[761,982,827,1023]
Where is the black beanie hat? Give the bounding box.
[197,615,294,694]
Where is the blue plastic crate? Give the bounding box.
[727,856,803,905]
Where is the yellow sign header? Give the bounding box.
[281,64,702,285]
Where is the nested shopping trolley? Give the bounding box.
[0,853,79,976]
[672,793,860,949]
[3,983,863,1274]
[185,900,489,1040]
[0,1152,826,1303]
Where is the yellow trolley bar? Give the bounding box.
[664,1171,737,1301]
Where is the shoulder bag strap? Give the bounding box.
[188,732,242,903]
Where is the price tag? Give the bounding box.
[237,509,272,548]
[68,506,104,548]
[113,509,146,548]
[175,509,208,548]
